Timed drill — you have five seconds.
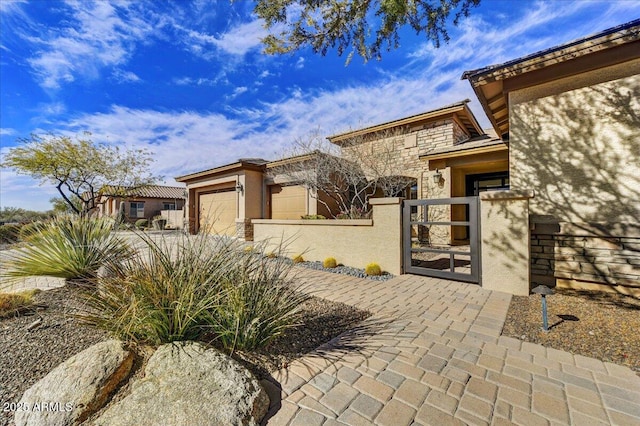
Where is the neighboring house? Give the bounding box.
[175,157,339,237]
[463,20,639,294]
[98,185,186,228]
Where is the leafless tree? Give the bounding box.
[268,130,415,218]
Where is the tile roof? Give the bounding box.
[102,185,186,199]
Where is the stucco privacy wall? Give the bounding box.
[510,59,640,293]
[480,190,533,296]
[252,198,402,275]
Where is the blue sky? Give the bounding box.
[1,0,639,211]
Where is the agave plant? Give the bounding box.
[2,215,131,283]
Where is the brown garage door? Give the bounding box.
[270,185,307,219]
[199,190,236,235]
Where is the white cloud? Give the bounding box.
[212,20,268,56]
[25,1,156,89]
[295,57,305,69]
[0,128,16,136]
[112,68,141,83]
[173,71,228,87]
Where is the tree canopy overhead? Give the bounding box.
[256,0,480,62]
[2,133,159,216]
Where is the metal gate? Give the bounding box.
[403,197,480,283]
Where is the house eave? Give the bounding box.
[327,100,484,144]
[419,142,508,161]
[462,19,640,139]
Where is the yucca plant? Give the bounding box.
[2,216,131,284]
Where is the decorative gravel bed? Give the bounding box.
[502,288,640,374]
[0,285,369,426]
[294,260,395,281]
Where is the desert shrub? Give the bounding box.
[210,247,308,352]
[365,263,382,276]
[0,224,22,244]
[323,257,337,268]
[18,221,45,242]
[266,251,277,259]
[135,219,148,229]
[79,235,307,351]
[244,245,255,253]
[78,234,230,345]
[0,289,40,318]
[300,214,326,220]
[292,254,304,264]
[2,216,131,282]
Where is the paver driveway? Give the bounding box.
[264,269,640,425]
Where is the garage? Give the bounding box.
[199,190,236,235]
[270,185,307,219]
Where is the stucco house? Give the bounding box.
[97,185,186,228]
[176,101,499,240]
[463,19,639,295]
[176,20,638,295]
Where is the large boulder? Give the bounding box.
[15,340,133,426]
[94,341,270,426]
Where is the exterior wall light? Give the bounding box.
[235,182,244,193]
[433,169,443,184]
[532,284,555,331]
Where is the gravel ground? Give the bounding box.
[295,260,395,281]
[0,286,369,426]
[0,287,108,426]
[502,288,640,374]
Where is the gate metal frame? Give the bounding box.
[403,197,480,283]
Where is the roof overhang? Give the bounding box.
[327,100,484,145]
[419,139,508,161]
[175,159,267,183]
[462,20,640,139]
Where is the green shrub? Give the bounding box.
[0,224,22,244]
[292,254,304,264]
[300,214,326,220]
[323,257,337,268]
[135,219,148,229]
[365,263,382,276]
[2,216,131,283]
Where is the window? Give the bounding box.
[130,202,145,218]
[163,202,176,210]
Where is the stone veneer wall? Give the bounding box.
[340,118,467,199]
[235,219,254,241]
[531,221,640,297]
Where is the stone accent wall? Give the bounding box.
[235,219,254,241]
[531,221,640,296]
[340,118,469,199]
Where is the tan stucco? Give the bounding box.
[253,198,403,275]
[480,190,534,296]
[509,59,640,223]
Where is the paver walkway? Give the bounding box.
[263,269,640,425]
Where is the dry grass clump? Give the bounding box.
[0,289,40,318]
